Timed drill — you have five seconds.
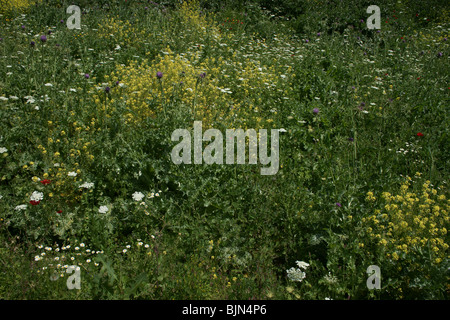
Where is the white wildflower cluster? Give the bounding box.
[34,242,103,275]
[132,191,145,202]
[286,260,310,282]
[323,272,338,284]
[79,182,94,189]
[132,190,162,202]
[30,191,44,202]
[148,191,162,199]
[121,238,152,255]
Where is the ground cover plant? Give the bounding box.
[0,0,448,300]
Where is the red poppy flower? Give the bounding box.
[57,210,62,214]
[40,179,51,185]
[30,200,40,205]
[417,132,424,137]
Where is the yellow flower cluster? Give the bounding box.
[0,0,39,14]
[96,16,147,50]
[98,47,228,126]
[363,175,449,265]
[177,0,220,39]
[88,1,295,132]
[33,115,97,205]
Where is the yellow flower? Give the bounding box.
[286,286,294,293]
[366,191,376,201]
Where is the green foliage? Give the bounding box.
[0,0,448,300]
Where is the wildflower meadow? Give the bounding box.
[0,0,448,301]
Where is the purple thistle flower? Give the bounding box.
[105,86,110,93]
[317,32,321,36]
[305,39,309,43]
[60,19,64,24]
[30,41,35,47]
[21,25,25,29]
[437,52,443,57]
[348,137,354,142]
[116,81,120,85]
[40,35,47,42]
[336,202,342,207]
[156,71,163,79]
[444,38,447,41]
[84,74,90,79]
[313,108,319,114]
[199,72,206,78]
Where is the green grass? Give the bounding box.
[0,0,448,300]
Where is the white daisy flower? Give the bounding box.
[98,206,108,213]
